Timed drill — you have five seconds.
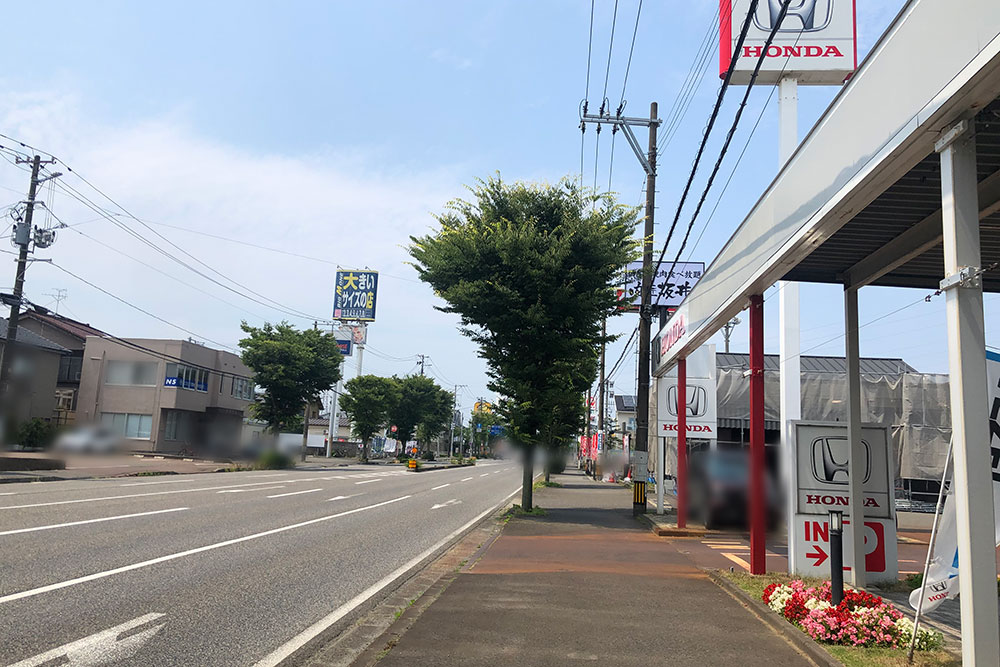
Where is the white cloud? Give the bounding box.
[0,90,491,406]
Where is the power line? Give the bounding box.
[656,13,720,151]
[618,0,643,110]
[600,0,620,112]
[48,261,237,351]
[655,0,792,304]
[647,0,760,302]
[584,0,596,106]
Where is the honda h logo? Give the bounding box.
[755,0,833,33]
[666,384,708,418]
[810,437,871,485]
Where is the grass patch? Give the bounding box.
[509,504,545,516]
[216,466,253,473]
[722,570,827,600]
[825,645,959,667]
[532,480,562,489]
[128,470,176,477]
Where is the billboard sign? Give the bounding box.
[657,344,717,438]
[335,339,353,356]
[619,261,704,311]
[789,421,896,583]
[333,270,378,321]
[720,0,857,85]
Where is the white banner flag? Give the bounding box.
[909,349,1000,612]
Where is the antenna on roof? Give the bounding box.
[42,288,67,314]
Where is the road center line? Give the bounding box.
[0,507,189,537]
[355,479,381,485]
[218,486,285,494]
[460,477,473,482]
[480,473,489,477]
[267,488,322,499]
[0,495,412,605]
[431,483,450,490]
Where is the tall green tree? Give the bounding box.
[340,374,399,463]
[415,385,454,452]
[238,322,343,433]
[387,374,451,450]
[410,176,637,508]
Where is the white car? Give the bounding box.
[53,425,125,454]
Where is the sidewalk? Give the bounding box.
[371,470,813,666]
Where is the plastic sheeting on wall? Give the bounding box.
[712,369,951,481]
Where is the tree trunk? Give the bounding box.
[544,468,550,483]
[521,444,534,510]
[360,438,369,463]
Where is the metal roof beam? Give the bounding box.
[842,168,1000,290]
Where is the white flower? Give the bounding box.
[767,585,795,613]
[804,598,832,611]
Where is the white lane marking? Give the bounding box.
[492,470,502,474]
[267,488,322,499]
[253,483,528,667]
[0,508,189,537]
[431,499,462,510]
[431,483,450,490]
[0,495,412,605]
[218,486,285,494]
[327,494,362,502]
[9,612,166,667]
[460,477,473,482]
[0,492,16,496]
[355,479,381,485]
[248,473,289,479]
[65,464,131,470]
[0,478,326,510]
[479,473,489,477]
[119,479,196,487]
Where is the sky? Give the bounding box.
[1,0,983,418]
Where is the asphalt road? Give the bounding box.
[0,460,523,666]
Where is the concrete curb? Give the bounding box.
[706,570,843,667]
[639,513,740,538]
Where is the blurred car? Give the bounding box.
[688,449,780,530]
[53,425,125,454]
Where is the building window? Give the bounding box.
[105,360,158,386]
[101,412,153,439]
[58,356,83,383]
[164,411,192,442]
[164,363,209,392]
[231,377,254,401]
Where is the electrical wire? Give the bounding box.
[656,0,792,303]
[600,0,620,110]
[656,13,720,150]
[646,0,760,302]
[584,0,595,106]
[47,261,237,351]
[618,0,642,109]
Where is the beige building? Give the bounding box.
[0,317,67,425]
[77,337,254,454]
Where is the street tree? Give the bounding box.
[340,374,399,463]
[410,176,637,508]
[387,374,450,451]
[238,322,343,433]
[415,385,454,454]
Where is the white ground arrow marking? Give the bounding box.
[9,613,166,666]
[431,499,462,510]
[267,488,322,499]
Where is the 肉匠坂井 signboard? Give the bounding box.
[619,261,704,311]
[333,270,378,321]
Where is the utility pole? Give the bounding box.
[1,155,59,435]
[722,316,740,354]
[580,102,658,511]
[449,384,466,457]
[585,388,592,475]
[597,318,606,476]
[416,354,427,376]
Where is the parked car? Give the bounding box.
[53,425,125,454]
[688,449,780,530]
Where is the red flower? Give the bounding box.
[783,592,808,623]
[762,583,779,604]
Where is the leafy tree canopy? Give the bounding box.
[238,322,343,433]
[388,374,452,447]
[409,176,637,506]
[340,374,400,461]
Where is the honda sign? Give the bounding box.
[657,344,717,437]
[720,0,856,85]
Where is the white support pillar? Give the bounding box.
[656,435,664,515]
[844,287,866,588]
[937,120,1000,666]
[778,75,802,572]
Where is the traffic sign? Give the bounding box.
[792,515,896,582]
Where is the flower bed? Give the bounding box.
[761,580,941,651]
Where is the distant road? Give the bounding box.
[0,461,521,666]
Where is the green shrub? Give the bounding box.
[15,418,58,449]
[256,450,292,470]
[420,450,435,461]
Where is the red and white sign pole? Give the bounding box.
[749,294,766,574]
[677,358,688,528]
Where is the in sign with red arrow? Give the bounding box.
[806,545,828,567]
